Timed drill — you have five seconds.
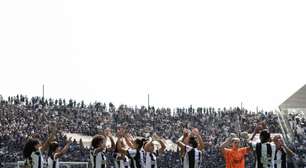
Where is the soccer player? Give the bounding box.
[220,136,252,168]
[47,137,72,168]
[178,128,192,161]
[114,126,131,168]
[23,133,55,168]
[143,134,166,168]
[117,134,146,168]
[90,130,116,168]
[250,123,276,168]
[272,135,296,168]
[177,128,204,168]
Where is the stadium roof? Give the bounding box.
[279,84,306,110]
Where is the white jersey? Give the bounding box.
[114,153,130,168]
[25,150,44,168]
[127,148,145,168]
[252,142,276,168]
[90,149,107,168]
[183,146,202,168]
[274,148,287,168]
[145,151,158,168]
[47,156,59,168]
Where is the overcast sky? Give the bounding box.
[0,0,306,111]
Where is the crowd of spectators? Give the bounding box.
[287,113,306,168]
[0,95,305,167]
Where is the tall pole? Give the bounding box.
[42,84,45,99]
[240,102,243,110]
[237,102,242,134]
[147,94,150,109]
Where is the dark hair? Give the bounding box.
[48,142,59,158]
[134,138,146,149]
[189,137,198,148]
[91,135,104,149]
[23,138,40,159]
[260,129,270,143]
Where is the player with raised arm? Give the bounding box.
[143,133,166,168]
[177,128,204,168]
[117,132,146,168]
[23,133,55,168]
[47,137,72,168]
[90,128,116,168]
[220,134,252,168]
[272,135,296,168]
[114,126,131,168]
[249,122,276,168]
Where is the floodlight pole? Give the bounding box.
[42,84,45,99]
[148,94,150,109]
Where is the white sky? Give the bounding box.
[0,0,306,111]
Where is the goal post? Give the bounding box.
[17,161,89,168]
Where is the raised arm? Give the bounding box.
[248,123,263,152]
[192,128,204,150]
[177,129,190,155]
[40,133,55,152]
[105,129,116,151]
[177,139,186,149]
[249,131,256,141]
[150,133,166,153]
[54,137,72,159]
[282,145,296,157]
[196,134,204,150]
[281,140,296,157]
[124,133,136,149]
[116,137,130,156]
[182,128,191,145]
[158,139,166,153]
[219,138,231,154]
[249,123,262,141]
[144,141,154,152]
[108,135,116,150]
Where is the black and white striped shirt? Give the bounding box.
[127,148,145,168]
[114,153,130,168]
[47,154,59,168]
[252,142,276,168]
[183,146,202,168]
[274,148,287,168]
[25,150,43,168]
[145,151,159,168]
[90,149,107,168]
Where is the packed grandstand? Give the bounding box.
[0,95,305,167]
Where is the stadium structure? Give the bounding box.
[278,84,306,143]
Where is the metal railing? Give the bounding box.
[16,161,89,168]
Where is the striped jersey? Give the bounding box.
[252,142,276,168]
[47,155,59,168]
[127,148,145,168]
[25,150,44,168]
[90,148,107,168]
[274,148,287,168]
[114,153,130,168]
[183,146,202,168]
[145,151,159,168]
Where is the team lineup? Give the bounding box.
[23,122,296,168]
